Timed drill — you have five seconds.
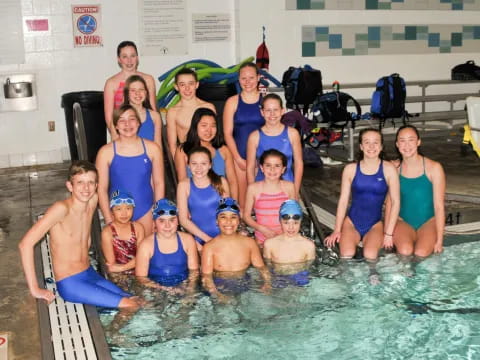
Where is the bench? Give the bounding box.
[339,79,480,160]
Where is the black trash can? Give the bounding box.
[61,91,106,163]
[197,83,238,126]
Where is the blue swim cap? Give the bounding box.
[152,198,178,220]
[279,200,303,218]
[110,190,135,208]
[216,197,240,218]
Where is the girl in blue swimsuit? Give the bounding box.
[96,104,165,236]
[122,75,162,146]
[325,129,400,274]
[135,199,199,289]
[223,62,264,209]
[388,125,446,258]
[177,146,230,250]
[246,93,304,195]
[175,107,238,200]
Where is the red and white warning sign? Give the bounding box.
[72,5,103,47]
[0,334,7,360]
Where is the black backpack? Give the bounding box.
[451,60,480,80]
[311,91,362,129]
[282,65,323,112]
[370,73,407,121]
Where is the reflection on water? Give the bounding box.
[100,240,480,360]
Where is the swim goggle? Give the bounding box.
[216,197,240,216]
[110,190,135,208]
[152,199,178,219]
[280,214,302,221]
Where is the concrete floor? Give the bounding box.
[0,163,69,360]
[0,127,478,359]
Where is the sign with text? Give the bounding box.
[192,13,231,43]
[72,5,103,47]
[139,0,187,55]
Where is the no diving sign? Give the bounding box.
[0,334,7,360]
[72,5,103,47]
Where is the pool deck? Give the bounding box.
[0,128,479,359]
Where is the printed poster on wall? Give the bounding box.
[192,13,231,43]
[139,0,187,56]
[72,5,103,47]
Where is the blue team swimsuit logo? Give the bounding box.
[77,15,97,35]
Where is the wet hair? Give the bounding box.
[123,75,152,110]
[187,146,225,196]
[112,104,141,128]
[357,128,385,161]
[239,62,259,75]
[117,41,138,57]
[175,67,198,83]
[394,124,423,161]
[181,108,224,154]
[261,93,283,109]
[68,160,98,182]
[259,149,287,167]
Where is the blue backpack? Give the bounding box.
[370,73,406,121]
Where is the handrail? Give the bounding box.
[161,120,178,196]
[72,102,108,278]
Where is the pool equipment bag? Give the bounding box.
[311,90,361,130]
[451,60,480,81]
[370,73,407,125]
[282,65,323,113]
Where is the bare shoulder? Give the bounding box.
[343,162,356,174]
[150,110,161,122]
[145,139,160,153]
[287,126,300,139]
[383,160,398,175]
[104,73,120,88]
[138,71,154,82]
[47,200,70,220]
[133,221,145,234]
[201,100,216,112]
[167,103,180,116]
[219,145,231,157]
[225,94,239,106]
[178,231,195,245]
[248,129,260,142]
[425,157,445,179]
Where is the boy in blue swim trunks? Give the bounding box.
[263,200,316,287]
[19,161,142,309]
[201,198,271,303]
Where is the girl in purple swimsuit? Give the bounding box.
[325,129,400,282]
[122,75,162,147]
[223,62,264,210]
[96,104,165,236]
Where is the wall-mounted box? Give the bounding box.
[0,73,38,112]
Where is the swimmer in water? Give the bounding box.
[263,200,316,287]
[201,197,271,303]
[135,199,199,292]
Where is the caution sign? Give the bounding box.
[0,334,7,360]
[72,5,103,47]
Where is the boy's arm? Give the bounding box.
[250,239,271,286]
[182,233,200,293]
[18,202,67,303]
[201,244,220,296]
[166,108,178,158]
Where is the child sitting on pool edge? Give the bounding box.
[201,197,271,303]
[263,200,316,287]
[19,161,143,309]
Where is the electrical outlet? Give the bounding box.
[48,121,55,131]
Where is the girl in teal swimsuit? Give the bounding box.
[388,125,446,257]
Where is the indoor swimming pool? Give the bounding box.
[99,237,480,360]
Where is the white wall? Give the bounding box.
[1,0,479,168]
[236,1,480,84]
[0,0,235,168]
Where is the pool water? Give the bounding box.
[100,240,480,360]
